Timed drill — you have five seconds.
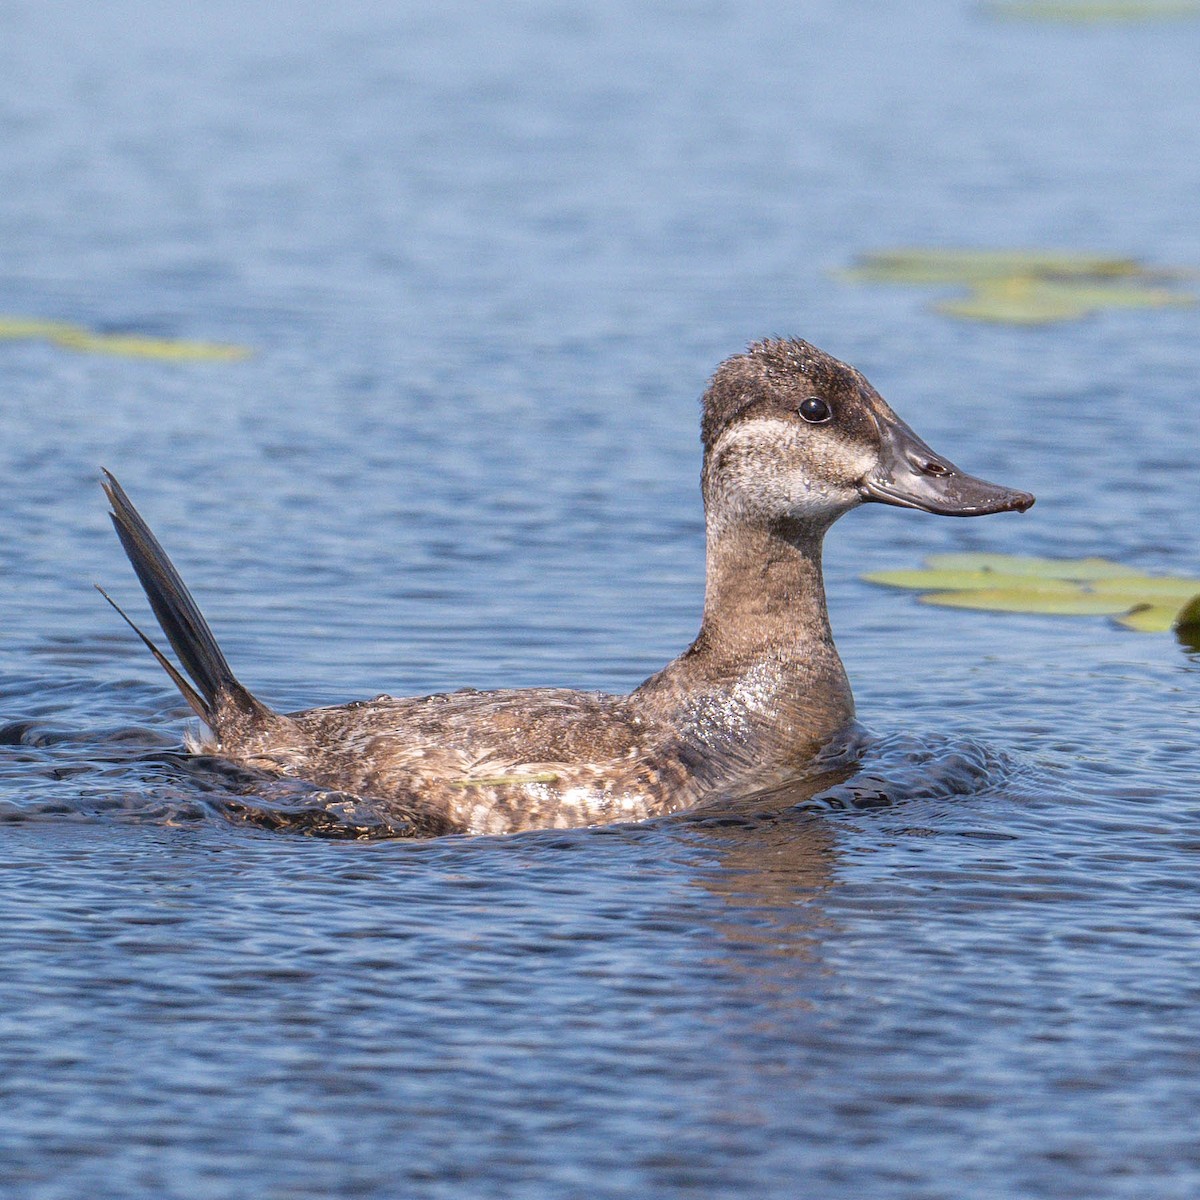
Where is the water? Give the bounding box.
[2,0,1200,1195]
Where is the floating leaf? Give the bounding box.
[937,277,1194,325]
[0,314,251,361]
[1093,577,1200,600]
[936,283,1088,324]
[864,568,1082,593]
[986,1,1200,21]
[865,554,1200,634]
[1113,604,1181,633]
[841,249,1195,326]
[919,587,1135,615]
[845,249,1141,285]
[49,329,251,361]
[922,554,1144,581]
[0,317,79,339]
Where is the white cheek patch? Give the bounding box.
[711,417,874,523]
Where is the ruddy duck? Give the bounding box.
[100,338,1033,836]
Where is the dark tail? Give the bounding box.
[100,470,271,726]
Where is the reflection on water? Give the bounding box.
[4,0,1200,1196]
[683,815,840,1018]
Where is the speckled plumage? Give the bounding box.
[102,339,1033,836]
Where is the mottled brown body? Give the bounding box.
[103,338,1032,836]
[208,689,698,835]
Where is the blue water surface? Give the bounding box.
[2,1,1200,1196]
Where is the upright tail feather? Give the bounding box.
[100,470,271,725]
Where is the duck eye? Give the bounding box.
[798,396,832,424]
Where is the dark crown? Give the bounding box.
[699,338,862,451]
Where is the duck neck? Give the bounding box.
[637,516,855,765]
[698,519,837,663]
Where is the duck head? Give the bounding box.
[700,338,1034,531]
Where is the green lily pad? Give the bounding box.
[1114,594,1200,636]
[864,568,1082,593]
[937,277,1194,325]
[1113,604,1181,633]
[986,1,1200,21]
[922,554,1144,581]
[919,587,1136,615]
[0,317,79,339]
[1092,577,1200,600]
[844,250,1140,285]
[936,286,1088,325]
[866,554,1200,633]
[50,330,251,361]
[841,249,1195,326]
[0,314,251,361]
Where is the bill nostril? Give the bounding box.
[919,459,950,477]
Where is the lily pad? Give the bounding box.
[922,554,1144,581]
[865,553,1200,634]
[1092,577,1200,600]
[919,587,1135,615]
[845,250,1141,285]
[865,568,1082,593]
[841,249,1195,326]
[1113,604,1182,633]
[936,284,1090,325]
[0,314,251,361]
[0,317,79,339]
[986,1,1200,21]
[937,277,1193,325]
[49,329,251,361]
